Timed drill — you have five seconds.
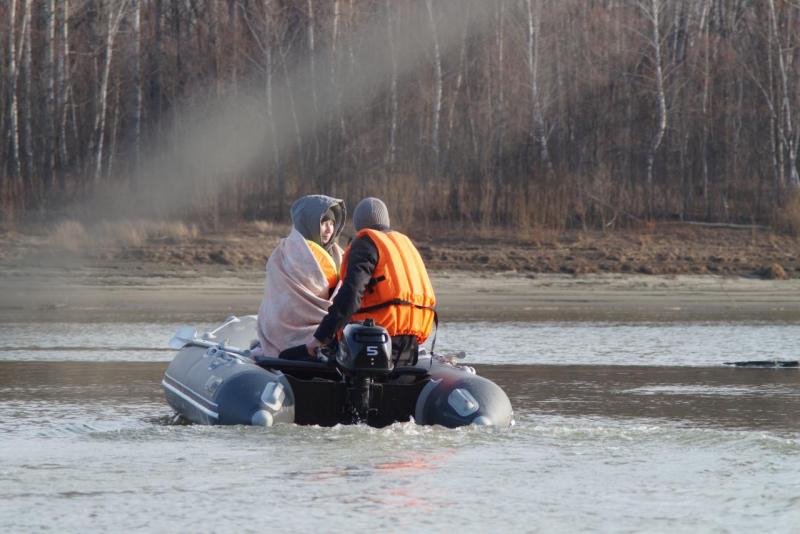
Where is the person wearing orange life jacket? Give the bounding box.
[254,195,346,357]
[306,197,436,365]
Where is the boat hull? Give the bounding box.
[162,316,513,428]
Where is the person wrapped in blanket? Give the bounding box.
[306,197,436,366]
[253,195,346,358]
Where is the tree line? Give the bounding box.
[1,0,799,230]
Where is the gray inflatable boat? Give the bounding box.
[162,316,513,428]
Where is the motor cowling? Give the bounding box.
[337,319,393,377]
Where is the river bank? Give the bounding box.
[2,266,799,323]
[5,220,800,276]
[1,222,799,323]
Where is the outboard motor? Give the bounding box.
[337,319,393,423]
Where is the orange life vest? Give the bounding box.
[340,229,436,343]
[306,240,339,295]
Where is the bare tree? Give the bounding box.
[263,1,281,185]
[142,0,162,152]
[210,2,221,97]
[57,0,73,179]
[278,12,304,175]
[768,0,800,189]
[229,0,239,96]
[699,0,712,217]
[384,0,398,168]
[495,0,505,183]
[307,0,319,165]
[425,0,443,174]
[1,0,799,228]
[108,81,121,180]
[6,0,22,184]
[330,0,346,148]
[526,0,553,174]
[21,0,34,189]
[242,0,283,192]
[443,0,470,167]
[639,0,668,216]
[44,0,57,192]
[93,0,128,184]
[130,0,142,172]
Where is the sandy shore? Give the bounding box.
[2,221,799,323]
[2,264,799,323]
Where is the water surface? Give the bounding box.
[2,320,799,366]
[1,321,798,532]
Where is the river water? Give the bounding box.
[1,321,798,532]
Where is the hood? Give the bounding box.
[290,195,346,249]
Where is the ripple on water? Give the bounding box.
[620,384,800,397]
[1,320,800,532]
[1,411,799,532]
[2,320,800,366]
[437,321,800,366]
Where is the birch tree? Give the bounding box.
[495,0,505,183]
[93,0,128,183]
[699,0,712,216]
[130,0,142,171]
[330,0,345,150]
[0,0,798,227]
[279,24,305,175]
[768,0,800,189]
[21,0,34,188]
[385,0,398,168]
[307,0,319,165]
[44,0,57,191]
[6,0,22,184]
[425,0,443,174]
[229,0,239,96]
[58,0,72,178]
[639,0,668,216]
[242,0,282,191]
[262,1,281,184]
[443,0,470,168]
[526,0,553,175]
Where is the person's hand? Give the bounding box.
[306,337,323,357]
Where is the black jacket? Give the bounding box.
[314,232,379,344]
[314,226,419,365]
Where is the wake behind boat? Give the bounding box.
[162,316,513,428]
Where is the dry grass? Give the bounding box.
[49,219,199,250]
[149,221,198,242]
[98,221,146,248]
[26,217,800,277]
[777,189,800,236]
[250,220,290,235]
[98,220,199,247]
[251,220,274,233]
[50,220,89,251]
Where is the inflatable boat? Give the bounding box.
[162,316,513,428]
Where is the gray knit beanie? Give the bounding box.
[353,197,390,231]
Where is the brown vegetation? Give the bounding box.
[48,219,199,250]
[777,190,800,236]
[1,1,800,231]
[2,220,798,280]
